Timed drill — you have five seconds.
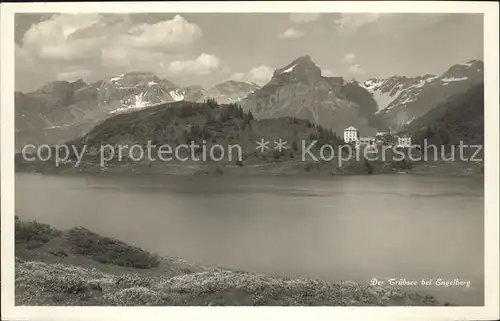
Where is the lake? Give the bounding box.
[15,173,484,305]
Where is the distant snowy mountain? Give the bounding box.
[15,74,262,149]
[360,60,484,128]
[98,72,182,113]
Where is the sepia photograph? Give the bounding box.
[1,1,499,321]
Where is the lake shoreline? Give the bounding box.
[15,218,449,306]
[15,158,484,178]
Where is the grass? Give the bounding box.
[67,227,160,269]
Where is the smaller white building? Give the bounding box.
[396,136,412,148]
[356,137,376,146]
[344,126,359,143]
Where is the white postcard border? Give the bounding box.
[1,2,498,321]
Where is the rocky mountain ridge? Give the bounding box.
[361,60,484,129]
[240,55,377,135]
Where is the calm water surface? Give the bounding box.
[15,173,484,305]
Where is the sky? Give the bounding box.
[14,12,484,92]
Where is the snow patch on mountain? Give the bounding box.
[365,88,398,111]
[460,61,476,68]
[441,76,468,83]
[360,79,404,111]
[133,93,148,108]
[400,96,417,105]
[169,90,185,101]
[361,73,444,114]
[108,76,123,83]
[282,64,298,74]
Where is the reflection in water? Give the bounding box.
[15,173,484,305]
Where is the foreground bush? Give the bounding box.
[67,227,160,269]
[15,216,62,249]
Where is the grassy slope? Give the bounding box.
[15,218,446,306]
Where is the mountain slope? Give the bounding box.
[15,79,108,149]
[403,83,484,145]
[241,55,377,134]
[340,81,382,129]
[361,60,484,128]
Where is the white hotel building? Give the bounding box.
[397,136,412,148]
[343,126,360,143]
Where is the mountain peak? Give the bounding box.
[34,79,87,95]
[121,71,160,83]
[293,55,313,63]
[288,55,319,70]
[442,59,484,78]
[272,55,321,83]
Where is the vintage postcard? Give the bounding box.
[1,1,499,321]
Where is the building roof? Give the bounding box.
[344,126,358,131]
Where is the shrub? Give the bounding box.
[116,274,154,288]
[364,160,374,174]
[272,150,284,160]
[67,227,160,269]
[15,217,62,249]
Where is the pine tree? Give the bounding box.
[206,97,218,108]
